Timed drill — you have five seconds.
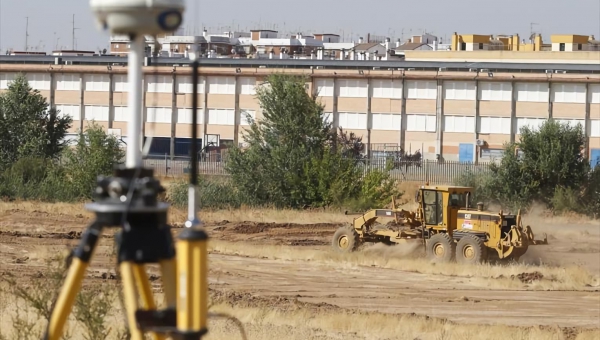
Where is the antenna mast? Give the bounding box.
[25,17,29,51]
[72,14,80,50]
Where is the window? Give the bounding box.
[552,84,586,103]
[478,43,484,50]
[56,74,80,91]
[338,79,368,97]
[479,82,511,101]
[556,119,583,128]
[515,83,549,102]
[240,77,256,95]
[422,190,443,225]
[114,106,128,122]
[444,115,475,133]
[371,79,402,99]
[591,120,600,137]
[323,112,333,124]
[176,75,204,94]
[176,108,203,124]
[0,72,15,89]
[406,81,437,99]
[146,107,172,123]
[591,84,600,104]
[207,76,235,94]
[84,105,109,121]
[460,42,466,51]
[55,105,81,120]
[147,75,172,93]
[516,117,546,133]
[26,73,51,90]
[406,114,436,132]
[113,75,128,92]
[207,108,235,125]
[578,44,582,51]
[444,81,476,100]
[559,43,565,51]
[338,112,367,129]
[478,116,511,134]
[372,113,401,131]
[315,79,334,97]
[240,109,256,125]
[84,74,109,91]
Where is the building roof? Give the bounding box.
[250,29,278,33]
[0,55,599,73]
[354,43,381,51]
[396,42,429,51]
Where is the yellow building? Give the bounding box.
[551,34,592,51]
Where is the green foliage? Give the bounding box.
[0,73,71,171]
[0,123,124,201]
[454,119,600,216]
[224,73,399,209]
[74,284,116,340]
[166,176,251,209]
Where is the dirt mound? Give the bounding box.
[513,271,544,283]
[0,230,83,239]
[232,222,341,234]
[210,289,341,313]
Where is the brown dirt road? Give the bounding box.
[1,207,599,332]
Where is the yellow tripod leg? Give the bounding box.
[46,223,103,340]
[46,259,89,340]
[132,264,164,340]
[159,259,177,308]
[120,262,144,340]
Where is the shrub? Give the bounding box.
[166,176,251,209]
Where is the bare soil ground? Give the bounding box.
[0,201,599,339]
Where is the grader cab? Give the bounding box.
[332,185,547,263]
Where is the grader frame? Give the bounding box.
[332,185,548,263]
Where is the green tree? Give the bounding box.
[488,119,588,209]
[0,73,71,170]
[225,73,399,209]
[60,122,125,199]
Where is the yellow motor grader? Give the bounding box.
[332,185,548,263]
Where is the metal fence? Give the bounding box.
[144,157,493,185]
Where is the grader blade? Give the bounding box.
[524,225,548,245]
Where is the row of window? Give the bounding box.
[2,73,600,104]
[314,79,600,103]
[56,105,256,125]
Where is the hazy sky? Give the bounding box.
[1,0,599,52]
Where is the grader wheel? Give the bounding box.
[456,235,487,264]
[426,233,455,263]
[332,226,360,253]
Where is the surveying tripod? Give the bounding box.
[43,167,208,340]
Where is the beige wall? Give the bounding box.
[479,101,511,116]
[206,125,234,139]
[478,133,510,147]
[371,98,402,113]
[239,95,260,109]
[406,99,436,113]
[316,97,334,111]
[515,102,548,117]
[404,132,436,152]
[145,123,171,137]
[444,100,475,115]
[84,92,110,105]
[443,133,474,143]
[145,93,171,107]
[338,98,366,112]
[113,92,128,106]
[591,104,600,117]
[112,122,128,133]
[176,123,202,138]
[176,94,203,108]
[552,103,586,118]
[207,94,234,109]
[55,91,79,104]
[371,130,400,144]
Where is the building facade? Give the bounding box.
[0,57,599,163]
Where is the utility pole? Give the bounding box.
[25,17,29,51]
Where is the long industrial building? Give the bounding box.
[0,54,599,163]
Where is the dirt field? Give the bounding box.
[0,202,599,339]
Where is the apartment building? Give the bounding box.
[0,56,599,164]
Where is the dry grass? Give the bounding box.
[205,303,600,340]
[208,240,599,291]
